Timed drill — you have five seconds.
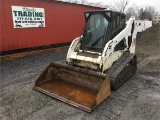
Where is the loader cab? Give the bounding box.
[111,12,126,39]
[80,10,126,52]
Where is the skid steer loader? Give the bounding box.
[34,10,137,112]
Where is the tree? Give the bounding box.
[138,6,156,20]
[145,6,156,20]
[126,4,139,20]
[109,0,129,13]
[80,0,89,5]
[138,8,146,20]
[59,0,108,8]
[90,2,104,7]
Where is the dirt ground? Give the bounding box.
[0,25,160,120]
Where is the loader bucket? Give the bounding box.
[34,62,110,112]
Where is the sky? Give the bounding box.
[87,0,160,13]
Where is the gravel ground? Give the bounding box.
[0,25,160,120]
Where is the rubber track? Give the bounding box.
[106,52,136,90]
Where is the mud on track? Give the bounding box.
[0,25,160,120]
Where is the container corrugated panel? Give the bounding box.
[0,0,103,52]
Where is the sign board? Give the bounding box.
[11,6,45,28]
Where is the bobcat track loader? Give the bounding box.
[34,10,138,112]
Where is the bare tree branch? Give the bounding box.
[126,4,139,20]
[109,0,129,13]
[138,6,157,20]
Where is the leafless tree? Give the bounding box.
[88,2,108,8]
[138,6,157,20]
[146,6,157,20]
[95,2,104,7]
[58,0,108,8]
[80,0,89,5]
[109,0,129,13]
[125,4,139,20]
[72,0,79,4]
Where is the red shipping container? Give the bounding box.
[0,0,103,52]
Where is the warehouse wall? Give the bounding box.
[0,0,103,52]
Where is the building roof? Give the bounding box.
[46,0,106,9]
